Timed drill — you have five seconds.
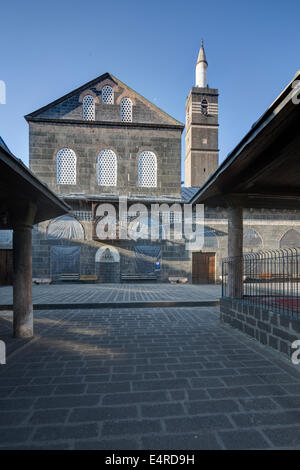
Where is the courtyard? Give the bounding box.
[0,283,221,308]
[1,302,300,449]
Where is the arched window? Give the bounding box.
[82,95,95,120]
[280,229,300,248]
[243,228,263,250]
[102,86,113,104]
[47,216,85,240]
[95,246,120,263]
[120,98,132,122]
[97,149,117,186]
[201,99,208,116]
[138,151,157,187]
[56,148,76,185]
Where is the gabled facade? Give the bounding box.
[26,73,184,199]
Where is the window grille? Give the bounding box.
[97,149,117,186]
[138,151,157,187]
[120,97,132,122]
[83,95,95,120]
[102,86,113,104]
[56,148,76,184]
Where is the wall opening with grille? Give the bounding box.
[138,151,157,187]
[82,95,95,120]
[56,148,76,184]
[102,86,114,104]
[97,149,117,186]
[120,97,132,122]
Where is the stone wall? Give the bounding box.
[29,121,182,199]
[220,297,300,358]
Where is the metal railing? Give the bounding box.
[222,248,300,319]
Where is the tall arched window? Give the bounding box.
[82,95,95,120]
[120,98,132,122]
[56,148,76,184]
[244,228,263,250]
[138,151,157,187]
[102,86,113,104]
[201,99,208,116]
[97,149,117,186]
[280,229,300,248]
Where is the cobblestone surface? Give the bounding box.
[1,306,300,449]
[0,283,220,305]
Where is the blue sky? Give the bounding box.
[0,0,299,182]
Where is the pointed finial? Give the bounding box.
[197,40,207,65]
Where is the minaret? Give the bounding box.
[196,40,208,88]
[185,41,219,187]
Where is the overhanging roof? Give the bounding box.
[0,139,70,229]
[190,71,300,209]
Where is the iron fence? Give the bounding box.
[222,248,300,319]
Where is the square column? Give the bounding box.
[227,205,243,298]
[13,223,33,338]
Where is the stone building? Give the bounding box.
[18,42,300,284]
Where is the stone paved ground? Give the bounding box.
[1,306,300,450]
[0,283,220,306]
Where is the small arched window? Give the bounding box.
[120,98,132,122]
[82,95,95,120]
[138,151,157,187]
[56,148,76,185]
[97,149,117,186]
[102,86,114,104]
[201,99,208,116]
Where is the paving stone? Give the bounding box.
[74,439,140,450]
[238,397,279,411]
[32,423,99,441]
[0,411,28,426]
[219,430,270,449]
[54,384,87,395]
[231,410,300,428]
[29,409,69,425]
[34,395,100,409]
[102,391,169,405]
[69,406,137,422]
[165,415,233,433]
[142,433,221,450]
[272,395,300,409]
[0,427,33,444]
[132,379,188,392]
[106,412,162,434]
[263,426,300,447]
[141,403,185,418]
[245,384,287,396]
[207,387,249,399]
[87,382,130,394]
[187,399,239,415]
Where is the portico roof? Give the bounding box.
[0,139,70,229]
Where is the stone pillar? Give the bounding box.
[227,205,243,298]
[13,224,33,338]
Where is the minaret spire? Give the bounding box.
[196,40,208,87]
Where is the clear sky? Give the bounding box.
[0,0,299,182]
